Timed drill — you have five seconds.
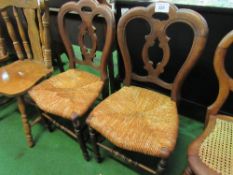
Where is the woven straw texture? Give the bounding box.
[199,116,233,175]
[29,69,104,119]
[87,86,179,158]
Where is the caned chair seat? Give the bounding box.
[87,86,179,158]
[29,69,104,119]
[0,60,52,96]
[189,115,233,175]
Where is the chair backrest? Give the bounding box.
[57,0,115,81]
[206,30,233,123]
[0,0,52,68]
[117,1,208,101]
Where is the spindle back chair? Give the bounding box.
[0,0,52,147]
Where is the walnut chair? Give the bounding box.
[183,30,233,175]
[87,2,208,174]
[0,0,52,147]
[29,0,115,161]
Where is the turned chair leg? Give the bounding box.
[72,117,90,161]
[89,127,102,162]
[17,96,34,147]
[156,159,167,175]
[183,166,194,175]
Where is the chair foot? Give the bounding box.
[72,117,90,161]
[17,96,34,147]
[156,159,167,175]
[89,127,102,162]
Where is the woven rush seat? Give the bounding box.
[87,86,179,158]
[198,115,233,175]
[29,69,104,119]
[0,60,51,96]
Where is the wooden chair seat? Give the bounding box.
[29,69,104,119]
[188,115,233,175]
[87,86,178,158]
[0,60,51,96]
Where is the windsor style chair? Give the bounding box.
[184,30,233,175]
[0,0,52,147]
[87,1,208,174]
[29,0,115,160]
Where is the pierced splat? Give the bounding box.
[117,2,208,101]
[58,0,115,80]
[78,23,97,67]
[138,32,172,89]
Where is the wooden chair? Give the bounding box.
[184,30,233,175]
[0,0,52,147]
[29,0,115,161]
[87,2,208,174]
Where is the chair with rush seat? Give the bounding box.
[29,0,115,160]
[87,1,208,174]
[183,30,233,175]
[0,0,52,147]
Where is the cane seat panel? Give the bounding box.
[87,86,179,158]
[0,60,51,96]
[198,115,233,175]
[29,69,104,119]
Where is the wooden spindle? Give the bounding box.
[0,25,8,60]
[41,7,52,69]
[37,8,44,50]
[1,9,24,60]
[23,8,43,63]
[13,7,32,59]
[17,96,34,147]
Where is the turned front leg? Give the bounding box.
[89,127,102,162]
[17,96,34,147]
[72,116,90,161]
[156,158,167,175]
